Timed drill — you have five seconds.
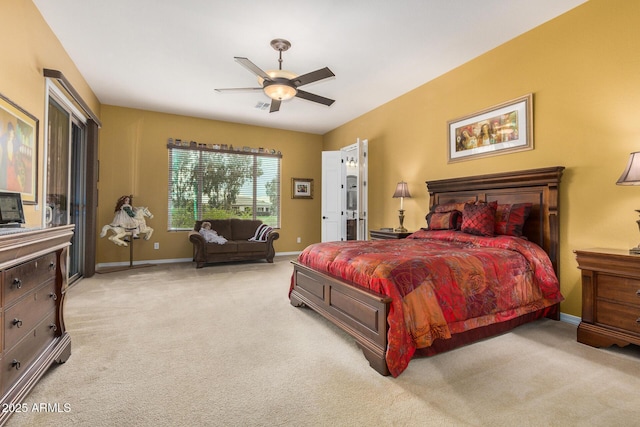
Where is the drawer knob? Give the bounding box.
[636,290,640,297]
[12,278,22,289]
[49,292,57,301]
[49,262,55,271]
[11,360,21,370]
[12,318,23,328]
[49,323,57,332]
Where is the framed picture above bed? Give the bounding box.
[448,93,533,163]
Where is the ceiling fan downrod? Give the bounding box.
[270,38,291,71]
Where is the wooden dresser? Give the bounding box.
[575,248,640,350]
[0,226,73,425]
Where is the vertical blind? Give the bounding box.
[167,144,281,230]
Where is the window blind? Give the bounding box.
[168,144,281,230]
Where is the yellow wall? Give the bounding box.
[0,0,100,223]
[324,0,640,316]
[6,0,640,318]
[97,106,322,264]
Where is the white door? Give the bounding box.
[321,151,343,242]
[322,139,368,242]
[342,139,368,240]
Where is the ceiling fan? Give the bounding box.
[215,38,335,113]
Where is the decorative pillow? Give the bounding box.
[433,202,469,213]
[427,211,461,230]
[249,223,273,242]
[461,202,497,237]
[494,203,532,237]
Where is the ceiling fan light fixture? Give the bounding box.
[217,38,335,111]
[263,80,297,101]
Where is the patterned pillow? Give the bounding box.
[433,202,470,213]
[249,223,273,241]
[461,202,497,237]
[494,203,532,237]
[430,202,470,229]
[427,211,461,230]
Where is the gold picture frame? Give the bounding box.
[292,178,313,199]
[448,93,533,163]
[0,92,38,203]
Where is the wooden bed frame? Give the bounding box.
[290,166,565,375]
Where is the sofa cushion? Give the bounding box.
[231,219,263,240]
[236,240,267,253]
[205,241,237,254]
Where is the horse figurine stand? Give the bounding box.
[98,206,155,273]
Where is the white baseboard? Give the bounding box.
[96,258,192,269]
[276,251,301,257]
[560,312,580,326]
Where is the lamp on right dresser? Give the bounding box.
[616,151,640,253]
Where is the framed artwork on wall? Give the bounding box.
[0,93,38,204]
[448,93,533,163]
[292,178,313,199]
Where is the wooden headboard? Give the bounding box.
[425,167,565,273]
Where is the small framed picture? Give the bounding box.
[292,178,313,199]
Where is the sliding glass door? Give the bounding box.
[46,95,86,282]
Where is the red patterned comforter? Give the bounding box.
[293,230,563,376]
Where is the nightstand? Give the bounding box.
[369,229,413,240]
[574,248,640,349]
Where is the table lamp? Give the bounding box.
[392,181,411,232]
[616,151,640,253]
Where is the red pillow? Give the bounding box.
[461,202,497,237]
[427,211,461,230]
[430,202,470,230]
[494,203,532,237]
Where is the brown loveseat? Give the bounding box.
[188,219,279,268]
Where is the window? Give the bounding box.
[168,144,281,230]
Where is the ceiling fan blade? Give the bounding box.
[293,67,335,87]
[269,99,281,113]
[215,87,264,93]
[295,89,335,106]
[234,57,271,81]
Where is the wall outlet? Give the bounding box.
[154,242,159,250]
[296,237,301,243]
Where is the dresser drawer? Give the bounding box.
[596,300,640,335]
[597,274,640,306]
[3,281,58,351]
[1,311,58,393]
[3,253,57,305]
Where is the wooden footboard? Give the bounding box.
[290,261,392,375]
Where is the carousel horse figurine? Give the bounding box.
[100,206,154,247]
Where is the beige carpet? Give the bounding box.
[6,256,640,426]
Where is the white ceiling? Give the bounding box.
[33,0,586,135]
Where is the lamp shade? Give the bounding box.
[392,181,411,198]
[617,152,640,185]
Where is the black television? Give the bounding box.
[0,192,25,226]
